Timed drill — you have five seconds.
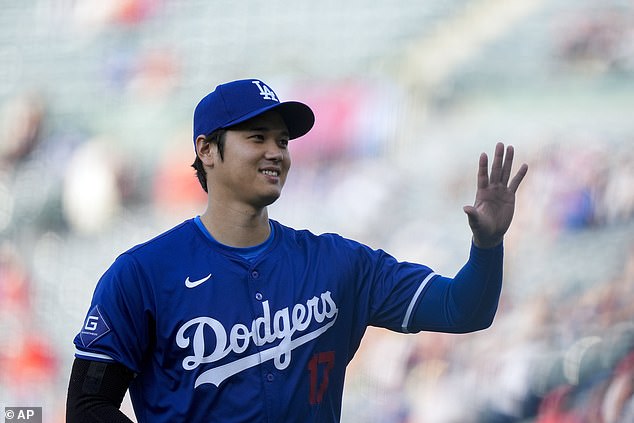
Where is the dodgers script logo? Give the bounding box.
[176,291,338,388]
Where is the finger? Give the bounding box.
[508,163,528,194]
[477,152,489,189]
[500,144,514,186]
[489,142,505,183]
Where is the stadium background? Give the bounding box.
[1,0,633,421]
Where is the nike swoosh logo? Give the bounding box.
[185,274,212,288]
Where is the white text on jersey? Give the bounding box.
[175,291,338,387]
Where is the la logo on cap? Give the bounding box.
[193,78,315,145]
[252,80,278,102]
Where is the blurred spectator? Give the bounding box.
[113,0,162,25]
[128,48,181,100]
[152,129,207,219]
[0,92,45,169]
[289,81,399,164]
[556,7,634,74]
[0,242,30,320]
[602,351,634,422]
[71,0,160,34]
[513,140,633,237]
[0,242,59,409]
[598,149,634,225]
[61,137,129,235]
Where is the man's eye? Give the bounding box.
[278,139,289,148]
[250,134,265,141]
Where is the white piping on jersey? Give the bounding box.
[74,348,114,361]
[401,272,437,334]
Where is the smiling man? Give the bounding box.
[66,78,528,422]
[195,110,294,247]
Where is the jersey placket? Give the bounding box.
[248,262,281,422]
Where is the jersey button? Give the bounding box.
[266,373,274,382]
[251,270,260,279]
[255,292,263,301]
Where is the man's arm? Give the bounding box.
[66,358,135,423]
[409,143,527,333]
[409,242,503,333]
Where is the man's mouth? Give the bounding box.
[260,169,280,177]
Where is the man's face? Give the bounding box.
[210,110,291,209]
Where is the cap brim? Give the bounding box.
[222,101,315,140]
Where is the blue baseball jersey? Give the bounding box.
[74,218,436,422]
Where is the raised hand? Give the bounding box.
[463,142,528,248]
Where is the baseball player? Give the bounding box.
[66,78,528,422]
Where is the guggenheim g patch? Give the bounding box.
[80,305,111,347]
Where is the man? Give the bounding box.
[66,78,528,422]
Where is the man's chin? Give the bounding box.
[255,192,282,208]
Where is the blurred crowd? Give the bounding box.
[1,1,634,422]
[556,5,634,75]
[340,140,634,423]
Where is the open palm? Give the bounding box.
[463,142,528,248]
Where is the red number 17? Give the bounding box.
[307,351,335,405]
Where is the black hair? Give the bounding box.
[191,129,226,193]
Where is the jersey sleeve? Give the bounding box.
[345,239,436,333]
[73,253,154,373]
[406,242,504,334]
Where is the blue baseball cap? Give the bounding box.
[193,79,315,146]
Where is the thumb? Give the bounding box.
[463,205,478,227]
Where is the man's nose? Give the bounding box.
[264,142,284,161]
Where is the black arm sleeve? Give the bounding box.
[66,358,135,423]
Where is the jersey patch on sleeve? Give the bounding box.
[80,305,111,347]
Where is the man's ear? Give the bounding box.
[195,135,215,167]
